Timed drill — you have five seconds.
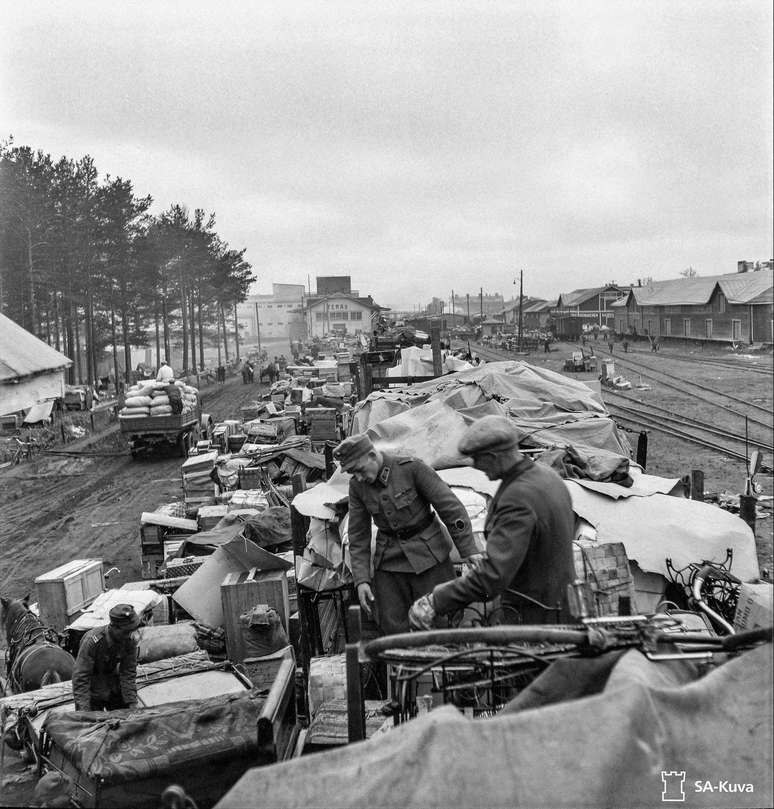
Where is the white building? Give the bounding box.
[236,283,305,343]
[305,293,384,339]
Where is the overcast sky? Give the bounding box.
[2,1,772,310]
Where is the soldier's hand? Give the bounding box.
[409,594,436,631]
[357,583,375,618]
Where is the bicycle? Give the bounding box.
[344,594,772,741]
[10,436,39,465]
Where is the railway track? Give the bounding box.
[602,389,772,448]
[606,408,772,471]
[603,393,774,461]
[619,346,772,376]
[452,339,773,470]
[594,347,773,425]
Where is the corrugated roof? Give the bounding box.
[0,313,72,383]
[556,287,607,307]
[522,299,554,313]
[718,270,773,304]
[629,269,772,306]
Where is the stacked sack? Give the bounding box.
[119,379,199,418]
[149,382,173,416]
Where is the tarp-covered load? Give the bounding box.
[351,360,630,468]
[217,645,773,809]
[43,690,265,808]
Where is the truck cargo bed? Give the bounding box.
[119,408,200,434]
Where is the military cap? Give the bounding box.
[333,434,375,469]
[109,604,141,630]
[458,415,521,456]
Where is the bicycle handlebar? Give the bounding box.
[362,620,773,662]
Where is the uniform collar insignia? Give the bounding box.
[378,465,391,486]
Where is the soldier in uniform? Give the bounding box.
[71,604,141,712]
[410,415,575,630]
[334,434,482,635]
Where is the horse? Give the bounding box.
[1,596,75,694]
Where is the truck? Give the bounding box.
[119,403,211,458]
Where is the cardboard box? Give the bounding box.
[173,538,292,628]
[733,582,773,631]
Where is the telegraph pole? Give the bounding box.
[254,301,262,356]
[517,270,524,351]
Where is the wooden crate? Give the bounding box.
[221,568,290,663]
[306,408,338,440]
[35,560,104,630]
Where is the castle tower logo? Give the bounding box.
[661,771,686,802]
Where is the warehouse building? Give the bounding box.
[551,285,628,339]
[611,268,773,345]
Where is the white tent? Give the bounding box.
[0,313,72,417]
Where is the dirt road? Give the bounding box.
[0,373,269,602]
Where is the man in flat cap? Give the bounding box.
[334,434,481,635]
[410,415,575,629]
[72,604,140,711]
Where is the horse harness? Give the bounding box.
[5,608,61,691]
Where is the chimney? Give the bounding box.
[738,260,750,273]
[637,279,642,287]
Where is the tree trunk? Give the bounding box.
[73,300,82,384]
[54,292,61,352]
[221,301,230,364]
[26,227,38,336]
[85,289,94,386]
[179,267,188,374]
[188,289,197,372]
[120,305,132,384]
[233,297,240,362]
[197,289,205,370]
[216,301,223,367]
[162,281,170,363]
[110,302,120,396]
[154,305,161,370]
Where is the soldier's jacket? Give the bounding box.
[347,452,477,586]
[71,625,138,711]
[432,456,576,623]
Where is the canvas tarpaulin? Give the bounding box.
[350,360,630,468]
[566,482,760,581]
[42,690,265,785]
[216,644,773,809]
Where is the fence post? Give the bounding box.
[690,470,704,501]
[636,431,648,469]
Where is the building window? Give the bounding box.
[718,297,726,313]
[662,319,671,336]
[351,311,363,321]
[316,312,324,321]
[339,311,349,320]
[732,319,742,341]
[705,319,713,339]
[683,319,690,337]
